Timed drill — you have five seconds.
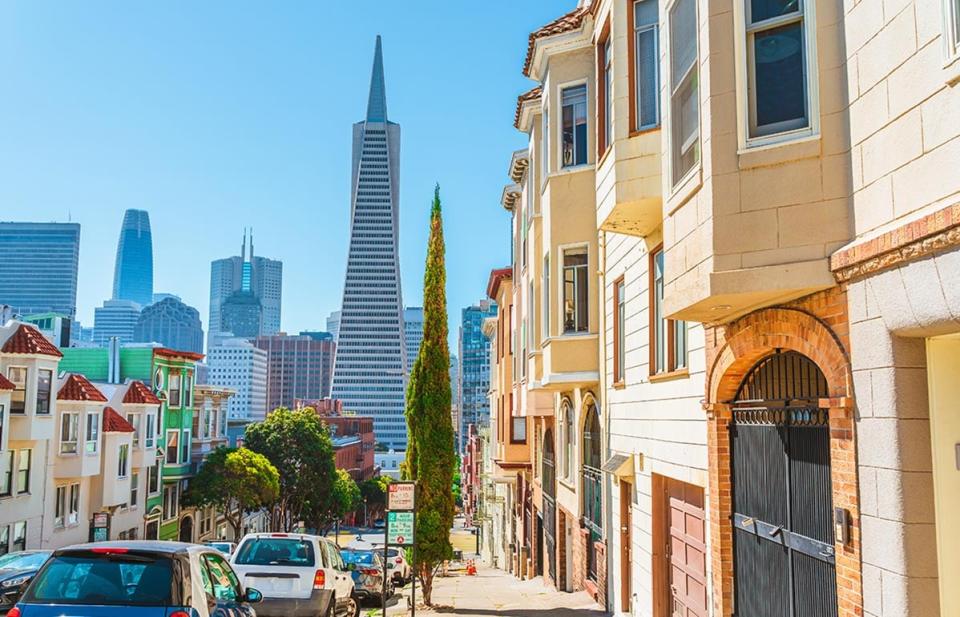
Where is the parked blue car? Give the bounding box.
[8,541,262,617]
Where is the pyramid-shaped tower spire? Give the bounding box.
[366,35,388,122]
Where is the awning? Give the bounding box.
[601,453,635,479]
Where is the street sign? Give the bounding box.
[387,482,416,511]
[387,511,414,546]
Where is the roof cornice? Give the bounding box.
[501,183,522,212]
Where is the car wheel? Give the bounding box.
[344,595,359,617]
[324,593,336,617]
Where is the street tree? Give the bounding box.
[244,407,338,532]
[404,185,456,605]
[182,446,279,539]
[359,476,391,526]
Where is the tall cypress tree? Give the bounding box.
[404,185,455,604]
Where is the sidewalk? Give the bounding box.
[374,566,608,617]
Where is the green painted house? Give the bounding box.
[59,344,203,541]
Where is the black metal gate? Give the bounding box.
[730,351,837,617]
[582,403,602,583]
[542,429,557,583]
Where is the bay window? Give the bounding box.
[166,430,179,464]
[36,369,52,414]
[561,85,588,168]
[8,367,26,414]
[145,413,155,448]
[633,0,660,130]
[85,412,100,454]
[169,372,182,407]
[670,0,700,185]
[543,254,551,340]
[60,413,79,454]
[650,247,688,374]
[562,247,589,333]
[127,413,141,447]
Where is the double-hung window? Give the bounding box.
[670,0,700,185]
[148,461,161,495]
[0,450,12,497]
[561,85,588,168]
[745,0,811,139]
[12,522,25,552]
[944,0,960,60]
[145,413,155,448]
[127,413,141,447]
[118,444,129,478]
[650,247,688,374]
[68,483,80,525]
[613,277,626,384]
[130,472,139,507]
[166,430,179,464]
[168,372,182,408]
[163,483,179,521]
[562,248,589,333]
[54,485,66,527]
[60,413,79,454]
[633,0,660,130]
[36,369,52,414]
[599,32,614,153]
[511,417,527,444]
[542,255,551,341]
[542,106,550,180]
[17,449,30,494]
[8,368,26,414]
[85,412,100,454]
[183,372,193,408]
[181,429,191,465]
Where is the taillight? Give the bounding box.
[7,608,20,617]
[313,569,325,589]
[169,612,190,617]
[361,568,380,576]
[91,547,129,554]
[395,557,403,564]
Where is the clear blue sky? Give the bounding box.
[0,1,572,347]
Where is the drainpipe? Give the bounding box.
[597,229,614,612]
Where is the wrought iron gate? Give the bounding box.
[543,430,557,583]
[730,351,837,617]
[582,403,603,582]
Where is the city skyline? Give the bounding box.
[0,3,567,346]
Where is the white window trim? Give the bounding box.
[118,444,129,479]
[556,78,592,171]
[60,412,79,455]
[541,104,550,193]
[166,429,179,464]
[943,0,960,81]
[733,0,820,150]
[558,241,591,336]
[162,483,179,522]
[68,483,80,526]
[665,0,702,192]
[634,0,662,131]
[84,412,100,455]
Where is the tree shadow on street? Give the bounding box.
[437,609,608,616]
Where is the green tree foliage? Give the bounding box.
[452,456,462,508]
[182,446,279,539]
[327,469,361,531]
[404,185,456,605]
[244,407,338,532]
[359,476,391,525]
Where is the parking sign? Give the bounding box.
[387,482,416,511]
[387,511,415,546]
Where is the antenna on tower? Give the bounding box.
[241,228,247,261]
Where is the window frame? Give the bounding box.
[130,471,139,508]
[0,450,12,497]
[558,81,590,169]
[542,253,551,342]
[68,482,80,525]
[144,413,155,448]
[561,399,574,481]
[510,416,527,444]
[613,276,627,386]
[148,461,161,495]
[168,371,182,408]
[944,0,960,64]
[7,367,27,414]
[561,244,590,334]
[17,449,30,494]
[36,369,52,415]
[60,412,79,455]
[181,429,191,466]
[162,482,179,522]
[667,0,701,188]
[648,245,689,376]
[84,412,100,454]
[630,0,662,132]
[127,413,141,448]
[166,429,180,464]
[597,19,614,155]
[54,485,66,527]
[118,443,130,478]
[734,0,820,148]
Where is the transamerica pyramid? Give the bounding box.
[330,36,409,450]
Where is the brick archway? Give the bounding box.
[703,298,861,617]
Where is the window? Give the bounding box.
[36,369,52,414]
[0,404,4,450]
[130,472,139,507]
[60,413,79,454]
[0,526,7,556]
[148,461,161,495]
[145,413,155,448]
[54,485,66,527]
[542,106,550,180]
[126,413,141,447]
[0,450,12,497]
[85,412,99,454]
[8,367,26,414]
[543,254,551,340]
[168,372,182,407]
[118,444,129,478]
[166,430,179,464]
[670,0,700,185]
[562,247,589,333]
[947,0,960,59]
[561,85,588,167]
[183,372,193,408]
[599,28,613,153]
[744,0,811,139]
[562,400,574,480]
[613,277,626,384]
[11,522,24,552]
[650,247,688,374]
[511,417,527,444]
[17,449,30,494]
[56,482,80,527]
[69,483,80,525]
[633,0,660,130]
[181,429,191,466]
[154,367,164,391]
[162,483,179,521]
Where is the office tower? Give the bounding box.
[206,338,268,422]
[112,209,154,306]
[93,299,142,346]
[458,300,497,448]
[220,290,262,339]
[330,37,408,450]
[0,222,81,317]
[208,230,281,348]
[404,306,424,372]
[254,331,335,412]
[134,296,204,354]
[326,310,341,343]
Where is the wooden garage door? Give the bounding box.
[667,479,707,617]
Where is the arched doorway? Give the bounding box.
[542,429,556,584]
[730,350,836,617]
[581,401,602,583]
[178,515,193,543]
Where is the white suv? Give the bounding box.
[230,533,357,617]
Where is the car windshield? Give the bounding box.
[0,552,51,570]
[341,551,378,566]
[24,552,173,606]
[208,543,232,554]
[234,538,315,566]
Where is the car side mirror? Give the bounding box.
[245,588,263,603]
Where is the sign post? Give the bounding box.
[384,482,416,617]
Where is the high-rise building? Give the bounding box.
[134,296,204,354]
[220,290,262,339]
[331,37,408,450]
[326,310,341,343]
[0,222,81,317]
[93,299,142,346]
[458,300,496,449]
[112,209,154,306]
[403,306,424,371]
[208,230,281,348]
[254,331,335,413]
[206,338,268,422]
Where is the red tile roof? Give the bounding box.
[514,86,543,129]
[1,324,64,358]
[154,348,205,362]
[57,374,108,402]
[523,6,589,77]
[102,406,135,433]
[0,373,14,390]
[123,380,161,405]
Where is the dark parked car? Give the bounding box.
[339,550,390,606]
[7,541,262,617]
[0,552,52,614]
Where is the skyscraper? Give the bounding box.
[403,306,424,372]
[112,209,154,306]
[255,331,335,412]
[326,310,341,343]
[207,338,268,422]
[458,300,497,449]
[331,37,408,450]
[208,230,281,348]
[134,296,204,353]
[0,222,81,317]
[93,299,141,345]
